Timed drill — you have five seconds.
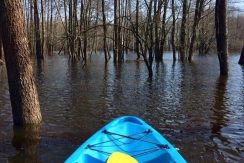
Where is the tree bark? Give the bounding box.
[0,0,42,126]
[135,0,140,59]
[40,0,45,56]
[159,0,168,61]
[188,0,204,62]
[171,0,176,61]
[114,0,118,63]
[239,45,244,65]
[154,0,163,62]
[215,0,228,75]
[117,0,123,62]
[179,0,188,62]
[102,0,108,62]
[34,0,43,60]
[0,33,3,61]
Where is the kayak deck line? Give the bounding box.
[89,129,169,148]
[65,116,187,163]
[86,129,152,147]
[85,129,170,157]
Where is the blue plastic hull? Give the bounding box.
[65,116,187,163]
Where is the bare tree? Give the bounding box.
[0,0,42,126]
[114,0,118,63]
[188,0,204,62]
[40,0,45,55]
[171,0,176,61]
[135,0,140,59]
[154,0,163,62]
[159,0,168,60]
[34,0,44,60]
[102,0,109,62]
[179,0,188,62]
[215,0,228,75]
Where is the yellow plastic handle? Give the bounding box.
[106,152,138,163]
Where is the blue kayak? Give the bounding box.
[65,116,187,163]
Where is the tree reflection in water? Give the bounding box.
[9,125,41,163]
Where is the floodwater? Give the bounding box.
[0,52,243,163]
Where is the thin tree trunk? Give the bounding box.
[159,0,168,61]
[135,0,140,59]
[215,0,228,75]
[148,0,154,77]
[29,0,34,54]
[40,0,45,56]
[117,0,123,62]
[34,0,43,60]
[47,0,53,56]
[114,0,118,63]
[171,0,176,61]
[0,0,42,126]
[102,0,108,62]
[179,0,188,62]
[188,0,204,62]
[0,33,3,61]
[154,0,163,62]
[238,45,244,65]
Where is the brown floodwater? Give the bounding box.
[0,52,243,163]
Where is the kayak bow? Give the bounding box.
[65,116,186,163]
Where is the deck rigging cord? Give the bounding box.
[86,129,169,157]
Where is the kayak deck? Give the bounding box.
[65,116,186,163]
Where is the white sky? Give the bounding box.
[229,0,244,11]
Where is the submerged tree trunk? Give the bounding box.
[114,0,118,63]
[154,0,163,62]
[34,0,43,60]
[135,0,140,59]
[179,0,188,62]
[171,0,176,61]
[0,0,42,126]
[239,46,244,65]
[102,0,108,62]
[215,0,228,75]
[159,0,168,61]
[188,0,204,62]
[40,0,45,56]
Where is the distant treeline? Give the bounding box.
[21,0,243,62]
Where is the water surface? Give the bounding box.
[0,53,243,162]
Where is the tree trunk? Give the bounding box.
[47,0,53,56]
[188,0,204,62]
[117,0,123,62]
[102,0,108,62]
[159,0,168,61]
[154,0,163,62]
[215,0,228,75]
[0,33,3,61]
[239,45,244,65]
[40,0,45,56]
[34,0,43,60]
[0,0,42,126]
[135,0,140,59]
[179,0,188,62]
[114,0,118,63]
[171,0,176,61]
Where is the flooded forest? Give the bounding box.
[0,0,244,162]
